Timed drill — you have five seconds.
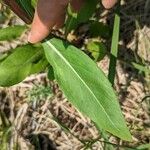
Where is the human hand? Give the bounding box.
[28,0,117,43]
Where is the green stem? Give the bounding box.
[108,12,120,86]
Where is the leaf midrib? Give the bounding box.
[46,40,120,132]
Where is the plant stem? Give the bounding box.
[108,12,120,86]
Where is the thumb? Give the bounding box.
[102,0,118,9]
[28,0,55,43]
[70,0,85,12]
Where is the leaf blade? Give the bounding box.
[0,25,26,41]
[0,44,47,87]
[43,38,132,141]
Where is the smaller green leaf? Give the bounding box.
[0,44,46,87]
[87,41,107,61]
[0,25,26,41]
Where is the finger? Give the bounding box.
[28,9,55,43]
[102,0,118,9]
[70,0,85,12]
[28,0,57,43]
[55,0,85,29]
[55,14,66,29]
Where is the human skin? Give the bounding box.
[28,0,117,43]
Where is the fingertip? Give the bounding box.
[102,0,117,9]
[28,0,55,43]
[28,26,50,44]
[55,15,65,29]
[28,11,53,43]
[27,32,32,43]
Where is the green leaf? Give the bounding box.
[0,44,47,87]
[43,38,132,141]
[87,41,107,61]
[108,13,120,86]
[65,0,98,34]
[0,25,26,41]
